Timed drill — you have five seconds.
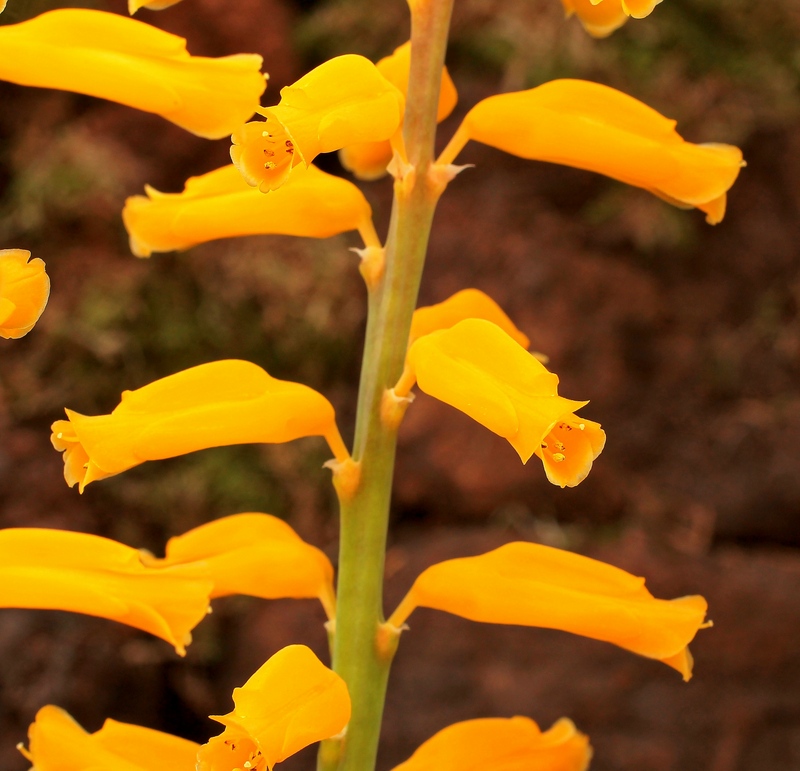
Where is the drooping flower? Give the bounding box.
[0,9,266,139]
[392,716,591,771]
[0,249,49,339]
[409,288,530,348]
[142,513,337,619]
[197,645,351,771]
[51,359,350,492]
[437,79,743,224]
[560,0,662,37]
[123,164,379,258]
[393,318,604,487]
[387,541,709,680]
[19,705,199,771]
[339,41,458,180]
[231,55,404,192]
[0,528,212,655]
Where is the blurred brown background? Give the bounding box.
[1,0,799,768]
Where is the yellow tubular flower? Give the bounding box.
[0,9,266,139]
[0,0,6,13]
[409,288,530,347]
[388,541,709,681]
[0,528,212,655]
[197,645,351,771]
[143,513,337,619]
[392,716,591,771]
[19,705,199,771]
[51,359,350,493]
[123,164,377,258]
[231,55,405,192]
[438,79,743,224]
[339,41,458,180]
[394,318,604,487]
[561,0,662,37]
[0,249,49,339]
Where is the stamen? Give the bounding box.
[264,162,276,169]
[552,453,566,462]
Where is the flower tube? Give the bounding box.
[388,541,709,680]
[143,513,337,619]
[0,9,266,139]
[51,359,350,492]
[392,716,591,771]
[19,705,199,771]
[393,318,604,487]
[123,164,378,258]
[437,79,743,223]
[339,41,458,180]
[231,55,404,192]
[0,249,49,338]
[0,528,212,655]
[197,645,351,771]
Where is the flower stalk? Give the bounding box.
[324,3,455,771]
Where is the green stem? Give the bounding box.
[318,4,455,771]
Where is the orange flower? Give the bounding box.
[20,705,200,771]
[392,716,591,771]
[0,528,212,655]
[198,645,351,771]
[231,55,404,192]
[123,163,379,257]
[339,41,458,180]
[388,541,709,680]
[143,513,337,619]
[561,0,662,37]
[0,9,265,139]
[0,249,49,338]
[51,360,349,492]
[437,79,743,224]
[394,318,604,487]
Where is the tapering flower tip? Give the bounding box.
[562,0,662,36]
[198,645,351,771]
[128,0,184,15]
[397,318,603,486]
[389,541,709,680]
[0,249,49,339]
[392,716,591,771]
[0,528,212,654]
[123,163,373,257]
[0,9,266,139]
[409,288,530,348]
[50,359,344,492]
[447,79,743,223]
[145,513,337,618]
[231,54,405,192]
[339,41,458,180]
[20,705,200,771]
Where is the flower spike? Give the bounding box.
[339,41,458,180]
[394,318,604,487]
[0,528,212,655]
[231,55,404,192]
[0,249,49,338]
[388,541,709,680]
[123,164,378,257]
[197,645,351,771]
[437,79,743,223]
[392,716,591,771]
[143,513,337,620]
[51,360,349,492]
[0,9,266,139]
[19,705,200,771]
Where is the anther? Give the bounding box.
[552,453,566,462]
[264,162,276,170]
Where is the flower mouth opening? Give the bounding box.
[231,114,300,193]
